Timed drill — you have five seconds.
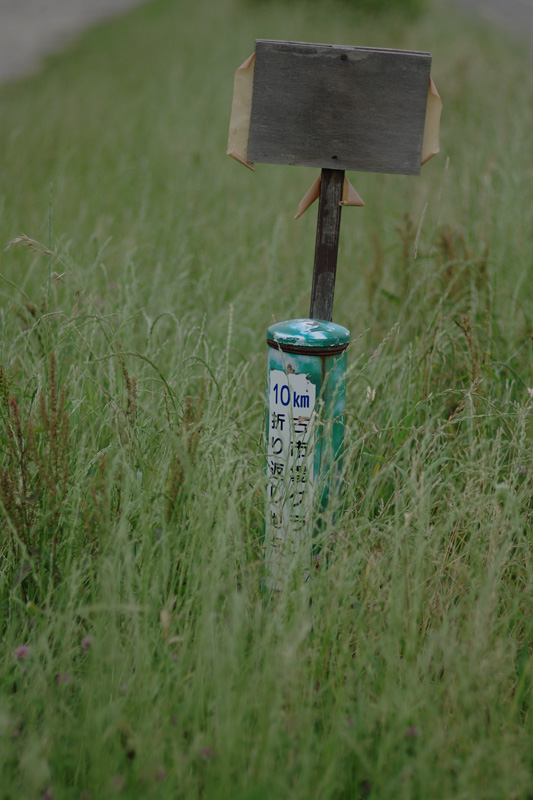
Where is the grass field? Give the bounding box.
[0,0,532,797]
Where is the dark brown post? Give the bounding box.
[309,168,345,322]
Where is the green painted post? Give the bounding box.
[265,319,350,589]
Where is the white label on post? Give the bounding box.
[265,369,316,588]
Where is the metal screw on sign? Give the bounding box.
[227,40,442,587]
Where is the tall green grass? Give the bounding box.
[0,0,532,797]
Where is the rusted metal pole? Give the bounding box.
[309,168,345,322]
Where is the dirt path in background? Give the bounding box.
[0,0,148,82]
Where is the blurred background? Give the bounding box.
[1,0,533,87]
[0,0,147,80]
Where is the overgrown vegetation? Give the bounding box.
[246,0,427,20]
[0,0,532,797]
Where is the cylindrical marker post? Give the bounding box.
[265,319,350,589]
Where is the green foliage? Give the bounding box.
[0,0,532,797]
[365,0,427,15]
[245,0,427,21]
[0,353,71,599]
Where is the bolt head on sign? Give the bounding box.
[228,40,441,176]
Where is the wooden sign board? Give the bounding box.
[247,40,432,176]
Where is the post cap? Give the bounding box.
[267,318,350,355]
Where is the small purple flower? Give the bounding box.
[81,636,92,651]
[12,722,24,739]
[56,673,71,685]
[347,716,355,727]
[200,746,215,760]
[14,645,30,660]
[172,652,178,662]
[518,465,528,476]
[43,789,54,800]
[405,726,420,739]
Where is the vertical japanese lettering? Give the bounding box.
[265,370,316,588]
